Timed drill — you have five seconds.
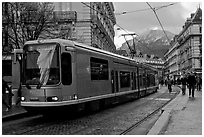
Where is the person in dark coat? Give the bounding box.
[196,75,202,91]
[2,78,11,111]
[187,72,197,98]
[167,76,173,93]
[180,74,187,95]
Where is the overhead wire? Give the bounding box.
[81,2,139,54]
[115,3,177,15]
[81,2,161,55]
[146,2,171,45]
[81,2,132,36]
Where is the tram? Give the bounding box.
[17,39,158,113]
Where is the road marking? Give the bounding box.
[155,98,170,101]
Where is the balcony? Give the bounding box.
[91,14,115,47]
[53,11,77,22]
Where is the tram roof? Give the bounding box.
[25,39,158,71]
[25,39,135,61]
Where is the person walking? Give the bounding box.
[180,74,187,95]
[187,72,197,98]
[196,75,202,91]
[167,76,173,93]
[2,78,12,111]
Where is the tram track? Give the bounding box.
[3,87,180,135]
[120,90,179,135]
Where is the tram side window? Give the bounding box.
[90,57,109,80]
[61,53,72,85]
[120,71,130,88]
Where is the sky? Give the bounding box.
[113,1,202,48]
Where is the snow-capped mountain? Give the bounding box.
[118,29,175,58]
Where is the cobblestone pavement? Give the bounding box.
[2,86,180,135]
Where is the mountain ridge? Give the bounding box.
[118,29,175,58]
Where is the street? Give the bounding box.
[2,86,180,135]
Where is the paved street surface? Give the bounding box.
[2,85,202,135]
[161,88,202,135]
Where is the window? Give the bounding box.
[23,44,60,86]
[90,57,109,80]
[61,53,72,85]
[120,71,130,88]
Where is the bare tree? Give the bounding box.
[3,2,75,52]
[3,2,72,51]
[2,2,55,50]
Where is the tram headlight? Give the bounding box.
[52,96,58,101]
[73,94,78,100]
[21,96,25,101]
[47,96,58,102]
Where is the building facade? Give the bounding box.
[53,2,116,53]
[164,7,202,78]
[164,36,179,79]
[177,7,202,75]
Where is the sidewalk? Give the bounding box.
[2,104,27,120]
[2,86,202,135]
[148,87,202,135]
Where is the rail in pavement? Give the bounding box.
[148,87,202,135]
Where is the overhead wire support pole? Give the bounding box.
[146,2,171,46]
[82,2,154,57]
[121,33,137,58]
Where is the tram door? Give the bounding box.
[132,72,136,90]
[111,70,114,93]
[111,70,119,93]
[115,71,119,92]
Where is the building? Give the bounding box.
[53,2,116,53]
[164,7,202,78]
[164,35,179,80]
[177,7,202,76]
[2,2,116,53]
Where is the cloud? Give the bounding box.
[180,2,202,19]
[114,26,136,48]
[114,2,201,35]
[113,2,202,48]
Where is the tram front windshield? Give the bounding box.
[23,44,60,86]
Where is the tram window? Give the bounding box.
[61,53,72,85]
[90,57,109,80]
[120,71,130,88]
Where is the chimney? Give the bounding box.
[191,13,195,18]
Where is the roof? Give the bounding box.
[24,39,158,71]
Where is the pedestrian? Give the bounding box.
[165,78,167,86]
[167,76,173,93]
[177,77,181,85]
[187,72,197,98]
[195,75,201,91]
[161,79,164,86]
[2,78,12,111]
[180,74,187,95]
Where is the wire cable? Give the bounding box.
[81,2,134,36]
[115,3,177,15]
[81,2,156,55]
[146,2,171,45]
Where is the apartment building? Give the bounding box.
[164,36,179,79]
[53,2,116,53]
[164,7,202,78]
[177,7,202,75]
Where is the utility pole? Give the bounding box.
[121,33,137,58]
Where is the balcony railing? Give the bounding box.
[53,11,77,21]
